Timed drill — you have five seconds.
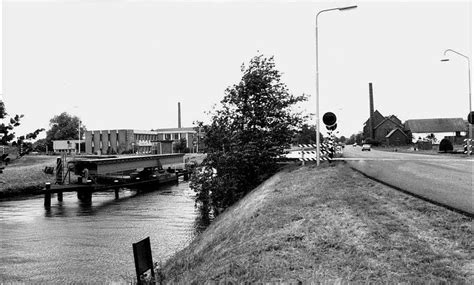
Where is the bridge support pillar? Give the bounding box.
[44,183,51,208]
[114,180,119,200]
[57,191,63,202]
[77,189,92,203]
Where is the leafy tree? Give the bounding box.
[173,138,189,153]
[190,55,307,215]
[32,138,48,152]
[45,112,86,149]
[425,133,437,143]
[0,99,44,157]
[347,132,364,145]
[292,124,323,145]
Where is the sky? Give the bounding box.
[1,0,472,139]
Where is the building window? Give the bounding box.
[165,134,171,140]
[174,133,179,140]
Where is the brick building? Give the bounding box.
[84,127,205,155]
[363,110,409,145]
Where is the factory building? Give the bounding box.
[84,102,205,155]
[84,127,204,155]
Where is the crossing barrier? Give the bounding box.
[463,138,472,155]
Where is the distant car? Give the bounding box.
[361,144,371,151]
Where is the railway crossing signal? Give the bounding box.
[322,112,337,128]
[468,111,474,124]
[322,112,338,159]
[326,123,337,131]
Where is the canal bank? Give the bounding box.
[160,162,473,283]
[0,155,57,198]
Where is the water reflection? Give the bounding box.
[0,181,205,283]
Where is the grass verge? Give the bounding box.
[160,162,473,283]
[0,155,57,198]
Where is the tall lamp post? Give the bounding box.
[78,119,81,154]
[441,49,472,156]
[315,5,357,166]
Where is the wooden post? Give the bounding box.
[56,157,63,185]
[114,180,119,200]
[44,183,51,208]
[78,180,93,202]
[301,146,305,166]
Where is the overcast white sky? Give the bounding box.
[1,0,472,139]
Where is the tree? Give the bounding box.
[32,138,48,152]
[425,133,437,143]
[190,55,307,215]
[173,138,189,153]
[347,132,364,145]
[0,99,44,157]
[45,112,86,149]
[292,124,323,145]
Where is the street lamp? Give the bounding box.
[441,49,472,155]
[315,5,357,166]
[78,120,81,154]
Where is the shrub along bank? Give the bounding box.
[160,162,473,283]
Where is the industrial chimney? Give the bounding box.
[178,102,182,128]
[369,83,375,140]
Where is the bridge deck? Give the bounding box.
[44,174,179,194]
[70,154,185,176]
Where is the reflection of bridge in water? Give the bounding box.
[44,154,190,208]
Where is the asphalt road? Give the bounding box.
[343,146,473,215]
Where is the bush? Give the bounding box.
[439,138,453,153]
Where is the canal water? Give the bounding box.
[0,181,206,283]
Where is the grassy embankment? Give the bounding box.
[0,155,58,198]
[160,162,473,283]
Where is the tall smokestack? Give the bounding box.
[178,102,182,128]
[369,83,375,139]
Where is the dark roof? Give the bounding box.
[374,116,404,130]
[385,128,408,138]
[363,110,384,125]
[404,118,466,133]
